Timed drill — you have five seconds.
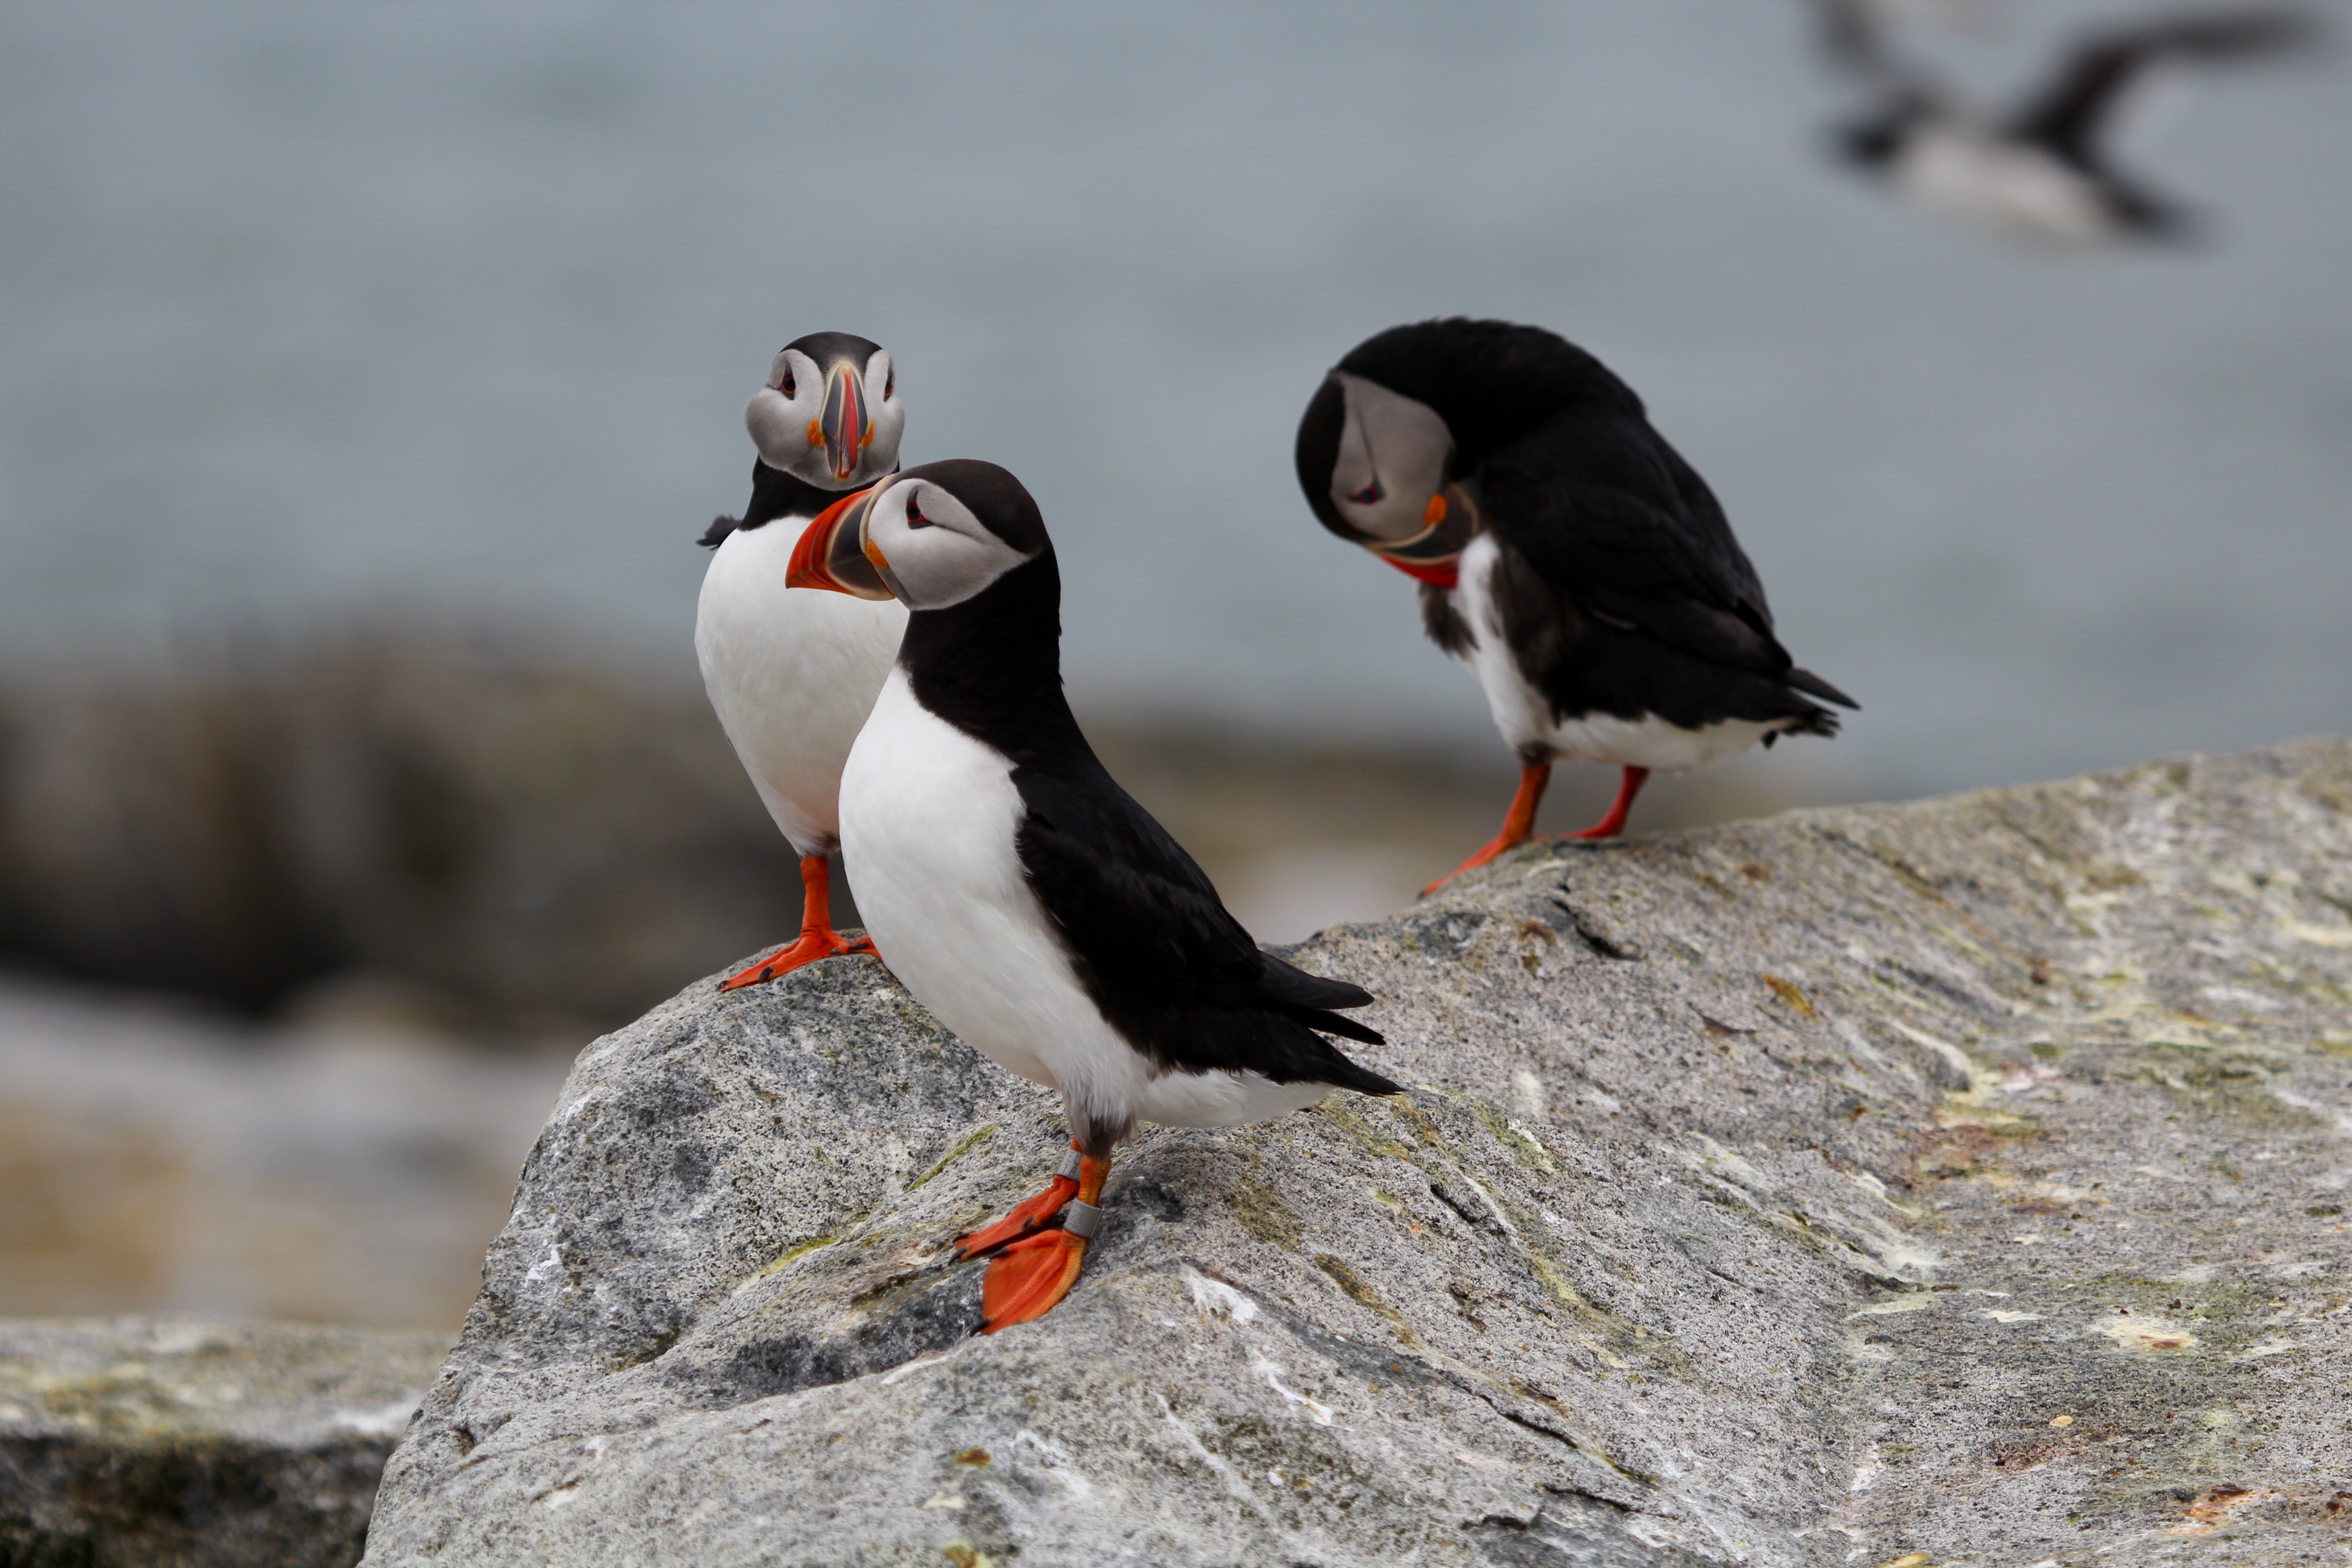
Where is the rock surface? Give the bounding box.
[0,1317,445,1568]
[364,740,2352,1566]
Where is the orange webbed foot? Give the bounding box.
[1422,760,1553,897]
[979,1227,1090,1333]
[717,926,876,991]
[720,853,881,990]
[967,1148,1106,1332]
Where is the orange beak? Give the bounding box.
[786,485,896,599]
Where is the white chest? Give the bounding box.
[695,520,908,852]
[1444,534,1779,773]
[837,671,1085,1092]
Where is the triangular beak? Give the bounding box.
[786,486,895,599]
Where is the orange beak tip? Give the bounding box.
[784,519,831,592]
[785,485,873,594]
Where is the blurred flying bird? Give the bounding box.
[794,460,1397,1332]
[1294,319,1856,893]
[1823,6,2318,244]
[696,333,908,987]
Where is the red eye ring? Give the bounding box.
[779,371,796,397]
[1349,482,1384,505]
[904,495,930,528]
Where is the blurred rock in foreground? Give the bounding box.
[0,979,569,1330]
[0,1317,443,1568]
[0,631,1852,1034]
[365,740,2352,1567]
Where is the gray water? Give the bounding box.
[5,1,2348,800]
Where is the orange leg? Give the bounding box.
[1565,765,1650,840]
[952,1142,1081,1260]
[978,1152,1107,1333]
[1423,761,1551,896]
[718,854,878,991]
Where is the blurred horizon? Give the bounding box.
[5,0,2348,808]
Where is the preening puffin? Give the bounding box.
[790,458,1397,1332]
[696,332,908,988]
[1824,7,2315,245]
[1296,318,1857,892]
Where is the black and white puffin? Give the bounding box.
[789,458,1397,1332]
[1295,318,1857,891]
[1825,7,2315,245]
[696,332,908,988]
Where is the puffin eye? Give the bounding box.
[904,495,931,529]
[883,369,895,399]
[779,369,797,397]
[1348,481,1384,506]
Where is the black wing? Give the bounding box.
[1012,758,1397,1097]
[1480,407,1792,677]
[2011,9,2315,164]
[1475,407,1858,728]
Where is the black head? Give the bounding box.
[1296,318,1640,578]
[745,330,905,489]
[1832,93,1931,170]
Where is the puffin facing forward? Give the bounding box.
[790,459,1397,1332]
[696,332,908,988]
[1297,319,1856,891]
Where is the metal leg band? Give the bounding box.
[1061,1200,1101,1240]
[1055,1147,1083,1181]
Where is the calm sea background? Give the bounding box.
[5,0,2348,802]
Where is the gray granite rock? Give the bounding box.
[0,1317,446,1568]
[363,740,2352,1566]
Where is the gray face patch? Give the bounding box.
[744,347,906,489]
[860,479,1036,612]
[1329,373,1453,544]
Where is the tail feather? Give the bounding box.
[1788,666,1859,709]
[1296,1038,1403,1097]
[1253,950,1375,1012]
[1291,1007,1384,1047]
